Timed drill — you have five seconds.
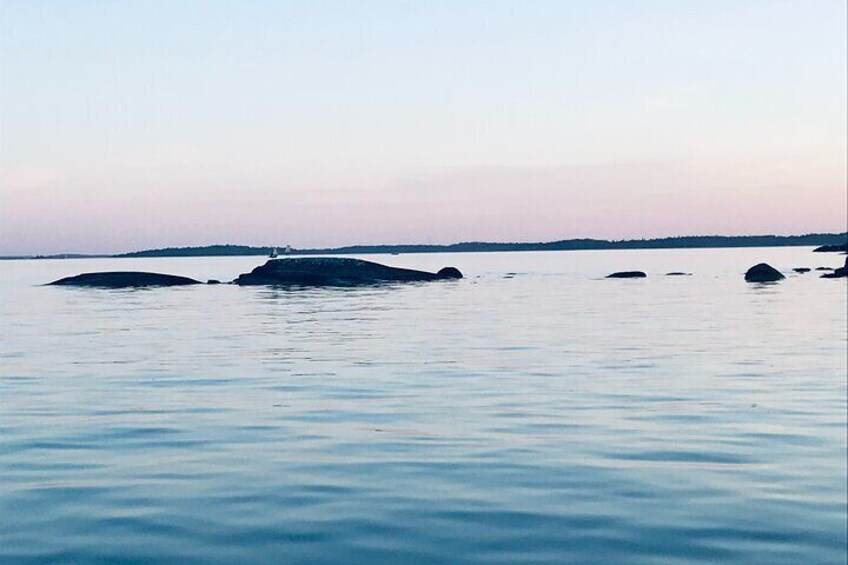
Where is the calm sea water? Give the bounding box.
[1,248,846,564]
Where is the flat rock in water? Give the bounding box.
[665,272,691,276]
[792,268,811,273]
[233,257,463,287]
[606,271,647,279]
[744,263,785,283]
[48,271,202,288]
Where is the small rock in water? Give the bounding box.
[606,271,647,279]
[792,268,811,274]
[744,263,784,283]
[821,257,847,279]
[665,272,691,276]
[207,279,222,285]
[815,267,833,271]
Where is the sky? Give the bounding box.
[1,0,846,254]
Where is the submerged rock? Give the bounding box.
[233,257,463,287]
[665,272,691,276]
[606,271,647,279]
[48,271,202,288]
[792,268,811,273]
[744,263,785,283]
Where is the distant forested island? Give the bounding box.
[114,233,847,258]
[4,233,844,260]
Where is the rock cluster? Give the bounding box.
[48,258,464,288]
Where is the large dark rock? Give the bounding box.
[48,271,202,288]
[233,258,463,287]
[744,263,785,283]
[606,271,646,279]
[821,257,847,279]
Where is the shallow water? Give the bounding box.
[1,247,846,564]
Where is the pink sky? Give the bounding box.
[3,157,844,254]
[1,1,846,254]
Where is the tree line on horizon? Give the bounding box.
[114,233,848,258]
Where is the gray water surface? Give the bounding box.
[1,248,846,564]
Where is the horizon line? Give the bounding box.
[3,230,846,260]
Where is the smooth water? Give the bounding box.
[1,248,846,564]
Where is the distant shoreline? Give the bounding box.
[3,232,846,260]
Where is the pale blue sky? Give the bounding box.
[1,1,845,253]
